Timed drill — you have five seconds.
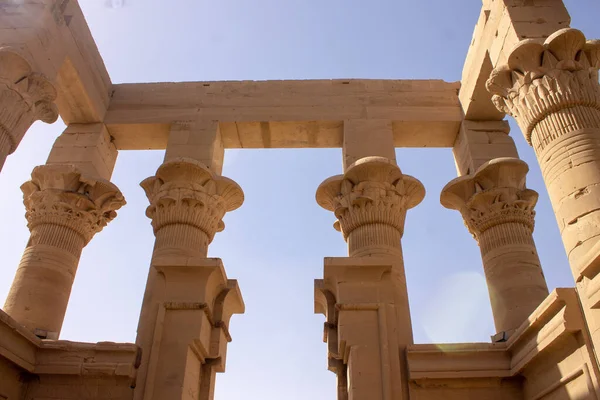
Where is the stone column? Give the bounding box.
[134,156,244,400]
[441,158,549,339]
[317,157,424,258]
[0,49,58,172]
[3,164,125,338]
[315,156,424,400]
[487,28,600,350]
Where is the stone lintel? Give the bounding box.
[0,1,112,124]
[105,79,463,150]
[460,0,570,120]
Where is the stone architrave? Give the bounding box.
[0,49,58,171]
[134,157,245,400]
[442,158,549,339]
[487,28,600,349]
[3,164,125,337]
[315,156,424,400]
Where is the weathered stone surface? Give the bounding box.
[0,48,58,171]
[442,158,549,337]
[316,156,424,257]
[3,164,124,336]
[488,27,600,395]
[141,157,243,257]
[4,2,600,400]
[135,158,244,400]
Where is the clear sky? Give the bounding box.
[1,1,600,399]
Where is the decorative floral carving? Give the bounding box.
[21,164,126,244]
[441,158,538,239]
[316,157,425,241]
[486,29,600,144]
[0,49,59,154]
[141,158,244,242]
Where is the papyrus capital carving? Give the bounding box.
[316,157,424,256]
[442,158,548,336]
[0,48,58,154]
[441,158,537,241]
[21,164,126,246]
[487,29,600,145]
[141,158,244,244]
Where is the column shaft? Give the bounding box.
[3,164,124,337]
[315,156,424,400]
[135,157,244,400]
[5,225,83,335]
[442,158,549,337]
[487,28,600,356]
[479,222,548,334]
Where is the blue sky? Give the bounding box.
[1,1,600,399]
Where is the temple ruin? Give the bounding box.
[1,0,600,399]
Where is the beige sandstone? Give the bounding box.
[442,158,549,339]
[1,1,600,400]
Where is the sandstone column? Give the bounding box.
[134,122,244,400]
[315,155,425,400]
[0,49,58,171]
[441,158,549,340]
[3,164,125,338]
[487,28,600,351]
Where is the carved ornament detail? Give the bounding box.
[486,29,600,144]
[441,158,538,239]
[21,164,126,244]
[0,49,59,153]
[141,158,244,241]
[316,157,425,240]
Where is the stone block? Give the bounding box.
[453,120,517,176]
[164,121,225,175]
[47,123,117,180]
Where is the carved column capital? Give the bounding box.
[21,164,126,246]
[441,158,538,241]
[442,158,548,336]
[0,49,58,155]
[5,164,125,334]
[487,28,600,145]
[141,158,244,252]
[316,157,424,256]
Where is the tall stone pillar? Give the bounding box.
[3,164,125,338]
[441,158,549,339]
[487,28,600,354]
[135,151,244,400]
[315,156,425,400]
[0,49,58,171]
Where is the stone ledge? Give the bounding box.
[0,309,140,397]
[407,288,595,381]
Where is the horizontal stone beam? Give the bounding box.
[0,1,112,124]
[460,0,570,120]
[104,79,463,150]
